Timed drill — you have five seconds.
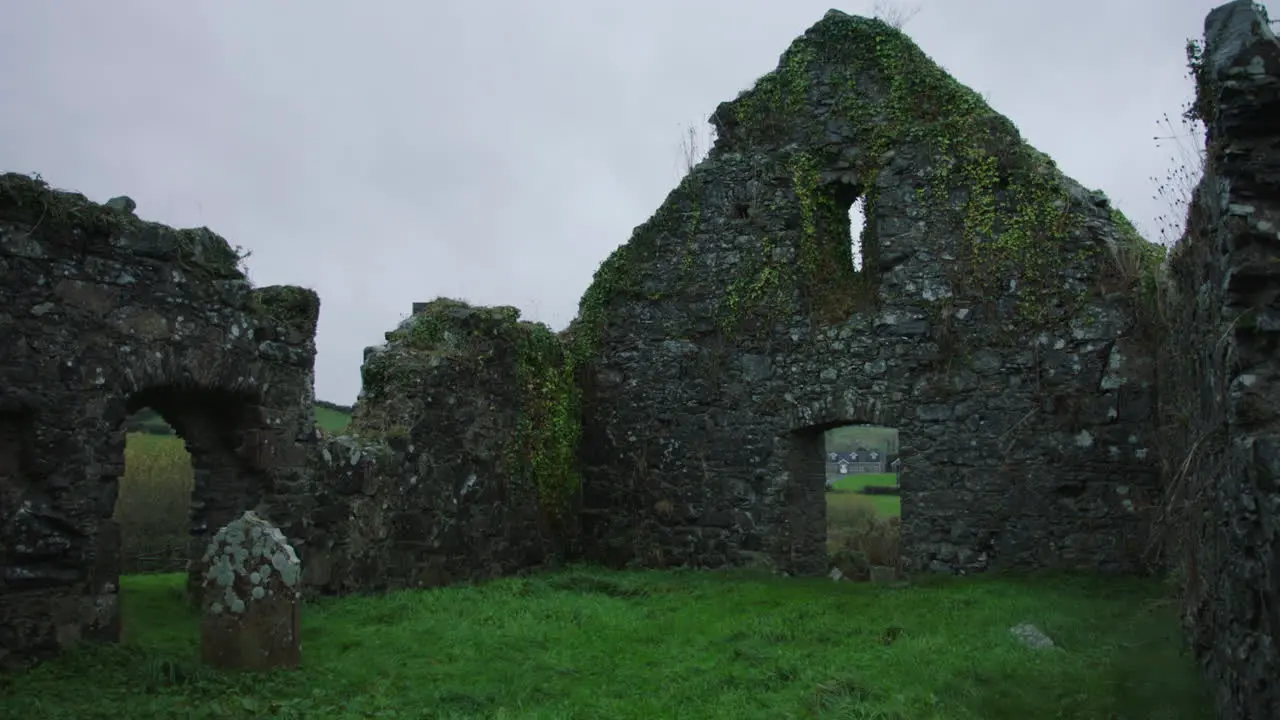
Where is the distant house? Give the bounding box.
[826,447,887,476]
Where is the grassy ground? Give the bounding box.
[0,569,1209,719]
[314,405,353,433]
[829,473,900,517]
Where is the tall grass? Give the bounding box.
[113,433,193,574]
[827,491,902,581]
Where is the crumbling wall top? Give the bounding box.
[0,172,321,340]
[1,173,247,278]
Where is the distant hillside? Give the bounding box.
[315,399,354,415]
[825,425,899,455]
[314,403,353,433]
[126,400,352,436]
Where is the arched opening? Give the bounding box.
[106,386,269,605]
[114,408,194,577]
[801,178,878,319]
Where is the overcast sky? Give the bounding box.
[0,0,1235,405]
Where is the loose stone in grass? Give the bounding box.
[199,510,302,671]
[1009,622,1055,649]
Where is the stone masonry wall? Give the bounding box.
[0,174,319,668]
[293,299,576,594]
[1156,3,1280,718]
[571,11,1165,576]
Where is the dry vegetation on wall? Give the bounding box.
[1145,39,1215,579]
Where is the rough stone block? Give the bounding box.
[304,297,574,595]
[199,511,302,671]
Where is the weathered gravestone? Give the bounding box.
[199,511,302,671]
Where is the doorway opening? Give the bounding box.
[114,407,194,577]
[108,385,267,606]
[823,423,901,581]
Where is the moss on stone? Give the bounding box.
[392,298,521,353]
[716,13,1098,330]
[357,297,583,527]
[513,324,582,526]
[573,10,1127,364]
[569,192,682,366]
[250,285,321,333]
[0,172,250,278]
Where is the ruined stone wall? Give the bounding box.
[1156,3,1280,717]
[0,174,319,668]
[295,299,576,594]
[572,11,1164,576]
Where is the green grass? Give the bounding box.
[127,405,352,436]
[0,569,1210,719]
[830,473,900,517]
[314,405,353,433]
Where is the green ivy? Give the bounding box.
[513,324,582,527]
[718,15,1100,333]
[249,285,319,332]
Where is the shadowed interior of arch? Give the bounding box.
[111,385,269,604]
[114,406,195,582]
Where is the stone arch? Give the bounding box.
[0,173,320,668]
[781,390,894,432]
[105,382,274,598]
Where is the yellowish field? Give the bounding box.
[114,433,193,572]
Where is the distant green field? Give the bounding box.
[127,404,352,435]
[314,405,353,432]
[831,473,900,516]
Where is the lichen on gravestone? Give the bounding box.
[199,510,302,671]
